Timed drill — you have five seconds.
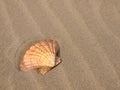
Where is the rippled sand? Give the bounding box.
[0,0,120,90]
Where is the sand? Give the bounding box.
[0,0,120,90]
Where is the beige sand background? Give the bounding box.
[0,0,120,90]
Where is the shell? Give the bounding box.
[20,40,62,75]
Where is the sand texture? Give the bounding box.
[0,0,120,90]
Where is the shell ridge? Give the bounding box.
[30,45,45,54]
[38,42,51,56]
[52,40,55,54]
[41,40,52,55]
[33,44,48,55]
[34,43,51,61]
[36,42,54,66]
[46,40,53,55]
[37,47,49,59]
[34,44,50,60]
[50,40,55,54]
[25,55,50,64]
[22,57,42,68]
[38,41,53,62]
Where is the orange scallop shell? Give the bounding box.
[20,40,62,75]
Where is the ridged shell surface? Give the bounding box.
[20,40,62,75]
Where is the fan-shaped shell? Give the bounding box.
[20,40,62,75]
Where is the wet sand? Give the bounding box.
[0,0,120,90]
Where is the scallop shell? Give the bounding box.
[20,40,62,75]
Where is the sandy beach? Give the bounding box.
[0,0,120,90]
